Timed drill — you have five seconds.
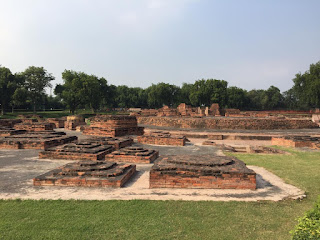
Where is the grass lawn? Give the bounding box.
[0,148,319,240]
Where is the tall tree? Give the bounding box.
[227,86,247,109]
[291,61,320,109]
[0,66,15,115]
[60,70,86,114]
[22,66,54,113]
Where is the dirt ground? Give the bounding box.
[0,129,306,202]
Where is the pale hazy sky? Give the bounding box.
[1,0,319,92]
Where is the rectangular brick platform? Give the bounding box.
[46,118,65,128]
[64,115,86,130]
[150,155,256,189]
[39,142,114,160]
[33,161,136,188]
[0,127,26,137]
[271,136,320,149]
[83,137,133,150]
[83,115,144,137]
[105,147,159,163]
[137,131,186,146]
[138,116,319,130]
[14,122,55,131]
[0,132,77,150]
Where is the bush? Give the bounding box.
[291,196,320,239]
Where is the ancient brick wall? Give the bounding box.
[271,136,320,149]
[105,147,159,163]
[137,131,186,146]
[14,122,55,131]
[137,116,318,130]
[149,155,256,189]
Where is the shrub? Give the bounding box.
[291,196,320,239]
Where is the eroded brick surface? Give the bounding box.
[138,116,318,130]
[150,155,256,189]
[39,141,113,160]
[0,127,26,137]
[64,115,86,130]
[105,147,159,163]
[137,131,186,146]
[83,136,133,150]
[0,132,77,150]
[14,122,55,131]
[83,115,144,137]
[271,136,320,149]
[33,161,136,187]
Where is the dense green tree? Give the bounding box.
[227,87,247,109]
[146,83,180,108]
[11,87,29,112]
[291,61,320,109]
[21,66,54,113]
[60,70,87,114]
[0,66,15,115]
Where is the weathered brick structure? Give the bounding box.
[202,141,287,154]
[14,122,55,132]
[209,103,221,116]
[46,118,65,128]
[33,161,136,188]
[137,131,186,146]
[105,147,159,163]
[83,137,133,150]
[64,115,86,130]
[83,115,144,137]
[39,141,114,160]
[0,132,77,150]
[137,116,318,130]
[149,155,256,189]
[0,119,22,128]
[271,136,320,149]
[0,127,26,137]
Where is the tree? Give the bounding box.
[60,70,86,114]
[11,87,28,112]
[146,83,180,108]
[22,66,54,113]
[0,66,15,115]
[227,86,247,109]
[291,61,320,109]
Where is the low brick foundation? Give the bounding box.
[14,122,55,131]
[0,127,26,137]
[150,155,256,189]
[105,147,159,163]
[39,142,114,160]
[137,131,186,146]
[46,118,65,128]
[83,115,144,137]
[138,116,318,130]
[83,137,133,150]
[64,115,86,130]
[33,161,136,188]
[271,136,320,149]
[0,132,77,150]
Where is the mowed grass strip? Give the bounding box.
[0,148,319,240]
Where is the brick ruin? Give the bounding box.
[137,131,187,146]
[64,115,86,130]
[33,160,136,188]
[83,115,144,137]
[137,116,318,130]
[271,136,320,149]
[46,118,65,128]
[150,155,256,189]
[105,147,159,163]
[39,141,114,160]
[202,141,288,154]
[14,122,55,132]
[83,137,133,150]
[0,131,77,150]
[0,127,26,137]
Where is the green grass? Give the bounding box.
[0,148,319,240]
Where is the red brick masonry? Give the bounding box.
[84,137,133,150]
[83,115,144,137]
[0,131,77,150]
[137,131,186,146]
[150,155,256,189]
[33,161,136,188]
[138,116,318,130]
[14,122,55,132]
[271,136,320,149]
[105,147,159,163]
[39,141,114,160]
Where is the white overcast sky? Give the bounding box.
[1,0,320,92]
